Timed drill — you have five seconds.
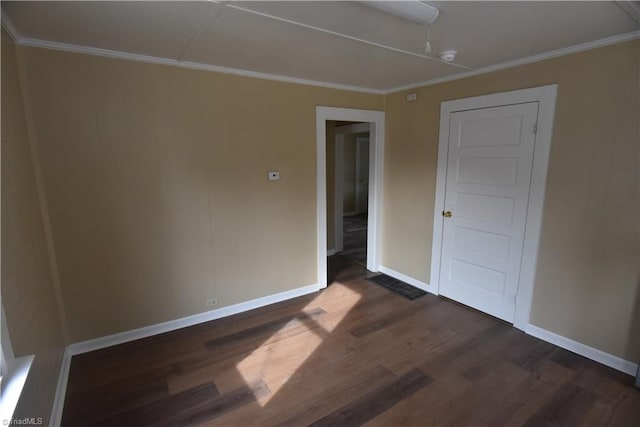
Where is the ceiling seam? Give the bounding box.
[3,7,638,96]
[10,30,638,96]
[177,1,229,62]
[384,30,640,94]
[614,1,640,26]
[225,3,473,71]
[15,36,386,95]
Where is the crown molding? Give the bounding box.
[1,9,20,42]
[17,37,385,95]
[4,5,639,97]
[385,30,640,94]
[2,5,386,94]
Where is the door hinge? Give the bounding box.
[533,122,538,134]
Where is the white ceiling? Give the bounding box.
[2,1,639,93]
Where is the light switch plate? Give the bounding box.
[268,171,280,181]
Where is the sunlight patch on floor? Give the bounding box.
[236,282,363,406]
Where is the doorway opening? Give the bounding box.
[315,107,384,289]
[327,122,370,283]
[332,122,370,263]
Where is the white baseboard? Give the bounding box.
[378,265,433,294]
[525,323,638,376]
[49,348,72,427]
[0,355,34,424]
[327,249,337,256]
[49,283,320,424]
[49,283,319,424]
[67,283,320,356]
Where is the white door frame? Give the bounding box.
[355,135,370,214]
[316,107,385,288]
[333,123,370,253]
[430,85,557,330]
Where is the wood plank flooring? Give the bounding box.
[341,213,367,264]
[62,258,640,426]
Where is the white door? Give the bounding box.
[439,102,539,322]
[355,136,369,213]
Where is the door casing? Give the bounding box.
[355,136,370,214]
[316,107,385,288]
[430,85,557,330]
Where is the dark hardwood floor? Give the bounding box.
[62,260,640,426]
[340,213,367,264]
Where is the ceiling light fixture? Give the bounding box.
[360,1,439,26]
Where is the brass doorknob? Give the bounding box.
[442,211,452,218]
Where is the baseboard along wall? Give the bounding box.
[378,265,638,376]
[525,323,638,376]
[49,276,640,425]
[49,283,319,426]
[378,265,432,293]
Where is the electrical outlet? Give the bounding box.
[205,298,218,307]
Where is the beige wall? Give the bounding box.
[18,46,383,342]
[383,40,640,361]
[7,33,637,374]
[1,32,66,422]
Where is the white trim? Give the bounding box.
[366,114,384,273]
[355,138,362,214]
[1,9,20,42]
[317,115,329,287]
[1,306,15,371]
[67,283,319,355]
[327,248,337,256]
[0,306,35,423]
[525,323,639,376]
[386,30,640,94]
[316,107,384,287]
[334,133,345,253]
[49,348,72,427]
[47,283,318,425]
[430,105,450,298]
[16,37,384,95]
[0,355,34,424]
[379,266,433,294]
[42,289,640,427]
[5,6,637,96]
[431,85,558,331]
